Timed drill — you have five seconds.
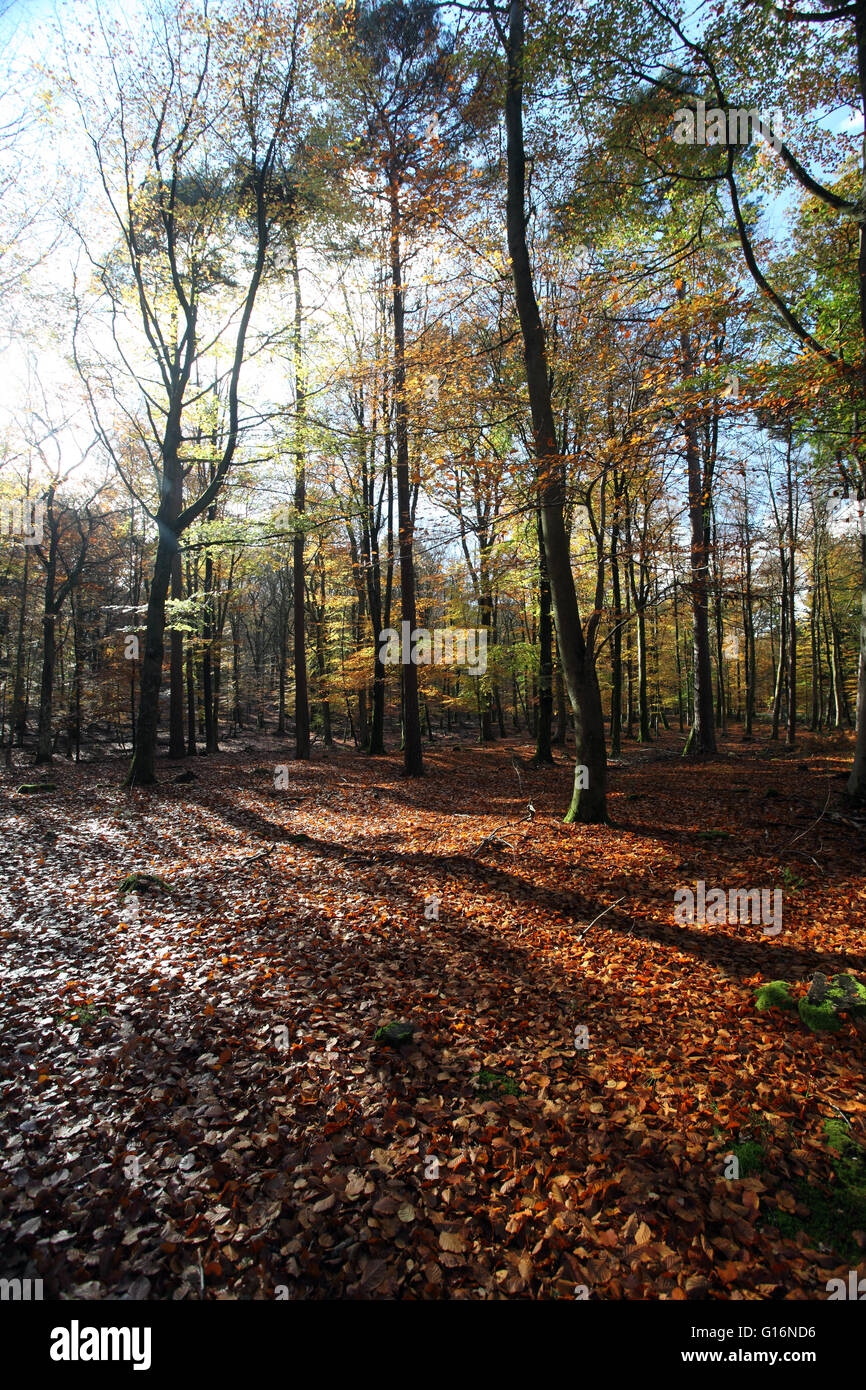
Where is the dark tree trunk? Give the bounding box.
[771,572,787,741]
[290,242,311,761]
[168,531,185,758]
[11,544,30,747]
[535,513,554,763]
[35,528,59,765]
[679,280,717,756]
[388,179,423,776]
[742,498,756,740]
[127,534,174,785]
[501,0,605,820]
[785,428,797,747]
[610,518,623,755]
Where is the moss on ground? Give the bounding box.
[728,1139,766,1178]
[118,872,172,895]
[474,1068,520,1099]
[755,981,797,1012]
[764,1120,866,1261]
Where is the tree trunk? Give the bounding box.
[11,544,30,747]
[35,530,58,765]
[535,512,554,763]
[771,572,787,741]
[785,428,797,747]
[742,498,755,740]
[679,281,717,755]
[388,179,422,776]
[127,535,174,785]
[848,530,866,793]
[610,518,623,754]
[168,540,185,758]
[502,0,605,821]
[290,242,311,761]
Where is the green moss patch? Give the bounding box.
[118,872,172,896]
[755,981,797,1013]
[798,997,843,1033]
[765,1120,866,1261]
[755,973,866,1032]
[474,1068,520,1099]
[729,1139,766,1178]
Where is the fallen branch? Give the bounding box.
[472,803,535,857]
[575,896,627,941]
[216,845,276,876]
[783,781,832,852]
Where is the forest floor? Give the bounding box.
[1,727,865,1300]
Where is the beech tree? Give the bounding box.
[67,0,304,784]
[486,0,608,822]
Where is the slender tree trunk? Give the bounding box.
[850,528,866,793]
[679,280,717,755]
[771,572,787,741]
[35,604,57,765]
[186,623,196,755]
[535,513,554,763]
[202,543,217,754]
[501,0,605,820]
[388,179,422,776]
[742,501,755,740]
[610,519,623,755]
[127,534,174,785]
[636,599,651,742]
[168,539,185,758]
[672,566,685,733]
[809,527,821,731]
[290,242,311,761]
[277,589,288,736]
[625,579,634,738]
[11,544,30,747]
[35,519,58,765]
[785,428,797,746]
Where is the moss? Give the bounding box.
[823,1118,854,1153]
[755,981,797,1013]
[374,1022,414,1046]
[475,1068,520,1099]
[730,1139,765,1177]
[118,872,172,896]
[765,1121,866,1261]
[798,997,843,1033]
[826,974,866,1017]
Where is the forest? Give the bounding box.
[1,0,865,1332]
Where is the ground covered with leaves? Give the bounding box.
[1,731,865,1300]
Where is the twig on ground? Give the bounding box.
[221,845,276,874]
[783,781,832,852]
[575,896,627,940]
[472,803,535,857]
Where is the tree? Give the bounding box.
[67,0,304,784]
[486,0,607,822]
